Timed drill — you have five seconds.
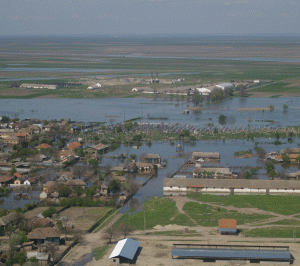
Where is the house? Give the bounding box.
[86,143,108,154]
[43,181,59,194]
[27,252,50,265]
[109,238,140,264]
[28,227,60,245]
[67,142,82,150]
[39,218,54,227]
[218,219,237,235]
[101,184,108,195]
[65,179,86,189]
[0,212,18,229]
[44,124,53,132]
[40,191,48,200]
[2,134,19,145]
[29,125,42,134]
[192,152,220,161]
[135,162,153,173]
[111,165,128,173]
[0,175,14,187]
[119,192,128,206]
[35,143,52,150]
[59,149,77,162]
[143,154,161,166]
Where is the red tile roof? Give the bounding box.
[13,172,22,179]
[219,219,237,229]
[67,142,82,150]
[35,143,52,149]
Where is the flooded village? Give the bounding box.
[1,91,300,266]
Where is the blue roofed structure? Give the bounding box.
[172,244,292,264]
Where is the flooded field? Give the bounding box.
[0,97,299,127]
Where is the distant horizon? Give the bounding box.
[1,33,300,38]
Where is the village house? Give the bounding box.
[285,171,300,180]
[218,219,237,235]
[84,143,108,155]
[35,143,52,150]
[44,124,53,132]
[143,154,161,166]
[111,165,128,174]
[43,181,59,194]
[193,167,233,178]
[163,178,300,195]
[59,149,77,162]
[0,212,18,229]
[1,133,19,145]
[67,141,82,150]
[135,162,153,173]
[28,125,42,134]
[28,227,61,245]
[0,175,15,187]
[65,179,86,189]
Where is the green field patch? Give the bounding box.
[245,227,300,238]
[183,202,272,227]
[115,197,195,230]
[187,194,300,215]
[251,82,300,93]
[268,219,300,226]
[93,246,110,261]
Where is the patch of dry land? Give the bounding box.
[57,207,113,231]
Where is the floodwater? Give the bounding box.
[0,97,299,127]
[101,140,300,213]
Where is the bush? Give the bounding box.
[42,207,57,218]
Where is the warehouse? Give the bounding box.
[163,178,300,195]
[172,244,292,264]
[20,83,58,89]
[109,238,140,264]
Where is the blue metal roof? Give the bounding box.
[172,248,291,260]
[219,228,237,233]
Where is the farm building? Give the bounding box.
[192,152,220,161]
[163,178,300,195]
[20,83,58,90]
[215,83,234,90]
[218,219,237,235]
[172,244,292,264]
[109,238,140,264]
[195,87,214,95]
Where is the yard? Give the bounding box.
[57,207,114,231]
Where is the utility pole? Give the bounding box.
[144,209,146,230]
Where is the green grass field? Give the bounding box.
[187,194,300,215]
[251,82,300,93]
[244,227,300,238]
[115,197,195,230]
[183,202,273,227]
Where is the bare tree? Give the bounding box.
[119,223,134,239]
[102,224,119,244]
[128,179,139,195]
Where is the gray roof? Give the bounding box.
[164,178,300,190]
[219,228,237,233]
[172,248,291,261]
[0,212,18,226]
[109,238,140,260]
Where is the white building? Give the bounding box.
[132,88,144,92]
[215,83,234,90]
[196,88,212,95]
[20,84,58,90]
[87,83,102,90]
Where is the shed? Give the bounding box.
[109,238,140,264]
[218,219,237,234]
